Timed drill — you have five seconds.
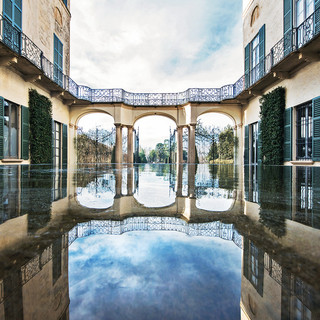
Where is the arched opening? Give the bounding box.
[76,112,115,163]
[133,115,177,163]
[196,112,235,164]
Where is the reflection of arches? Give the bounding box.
[133,112,177,126]
[54,7,63,27]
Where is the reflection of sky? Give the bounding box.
[134,170,175,207]
[77,175,115,209]
[196,188,234,211]
[69,231,242,320]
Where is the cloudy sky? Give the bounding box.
[69,231,242,320]
[72,0,245,149]
[70,0,244,93]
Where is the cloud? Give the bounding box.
[70,0,243,92]
[69,231,242,320]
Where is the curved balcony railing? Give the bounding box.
[0,8,319,106]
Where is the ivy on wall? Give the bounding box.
[259,87,286,165]
[29,89,53,164]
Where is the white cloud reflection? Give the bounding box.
[69,231,242,320]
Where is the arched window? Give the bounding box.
[250,6,259,27]
[54,7,63,27]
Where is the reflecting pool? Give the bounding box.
[0,164,319,320]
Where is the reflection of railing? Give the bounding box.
[1,9,320,105]
[68,217,243,249]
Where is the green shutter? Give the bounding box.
[52,120,55,166]
[312,167,320,228]
[283,166,292,218]
[243,237,249,279]
[283,0,293,56]
[257,121,262,163]
[258,25,265,79]
[315,0,320,35]
[244,125,249,164]
[0,97,4,160]
[244,44,250,88]
[4,0,13,21]
[62,123,68,166]
[283,108,292,161]
[312,96,320,161]
[21,106,29,160]
[257,248,264,297]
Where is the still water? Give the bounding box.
[0,164,319,320]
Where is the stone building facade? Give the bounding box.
[0,0,319,166]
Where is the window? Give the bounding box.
[53,121,61,167]
[53,121,68,167]
[244,25,265,88]
[251,35,260,84]
[54,34,63,87]
[3,100,19,158]
[296,0,315,47]
[0,98,29,161]
[296,102,312,160]
[251,122,259,164]
[2,0,22,52]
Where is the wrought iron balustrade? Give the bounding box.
[0,8,320,106]
[68,217,243,249]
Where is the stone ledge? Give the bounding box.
[1,159,24,163]
[290,160,314,166]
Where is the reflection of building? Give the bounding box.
[241,237,320,320]
[0,234,69,320]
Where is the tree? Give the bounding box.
[218,125,234,160]
[139,149,147,163]
[148,149,157,162]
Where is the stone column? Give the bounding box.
[115,124,122,164]
[127,126,134,163]
[177,126,183,164]
[188,124,196,164]
[235,123,243,166]
[127,165,133,195]
[176,164,183,197]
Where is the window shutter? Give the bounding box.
[257,249,264,297]
[258,25,265,79]
[52,119,55,165]
[315,0,320,35]
[312,96,320,161]
[0,97,4,160]
[244,44,250,89]
[312,167,320,228]
[257,121,262,163]
[4,0,13,21]
[244,125,249,164]
[13,0,22,30]
[283,166,292,218]
[21,106,29,160]
[62,123,68,166]
[243,237,249,279]
[283,0,293,56]
[283,108,292,161]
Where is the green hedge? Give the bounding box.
[259,87,286,165]
[29,89,53,164]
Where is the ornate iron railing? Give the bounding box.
[68,217,243,249]
[0,8,319,105]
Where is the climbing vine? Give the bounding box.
[259,87,286,165]
[29,89,53,164]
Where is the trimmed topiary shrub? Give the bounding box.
[259,87,286,165]
[29,89,53,164]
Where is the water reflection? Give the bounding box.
[0,164,319,319]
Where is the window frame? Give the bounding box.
[53,34,63,87]
[3,99,20,159]
[296,101,313,160]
